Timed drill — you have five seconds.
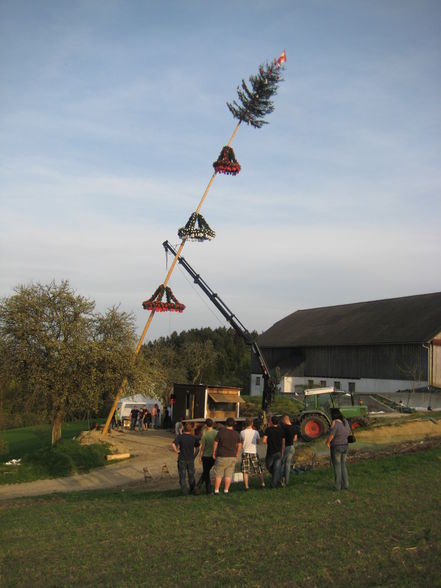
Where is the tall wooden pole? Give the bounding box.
[102,121,241,435]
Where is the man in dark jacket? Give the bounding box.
[130,407,138,431]
[263,415,285,488]
[172,422,200,495]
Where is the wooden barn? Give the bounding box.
[172,383,244,423]
[251,292,441,396]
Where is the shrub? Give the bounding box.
[54,440,109,472]
[30,445,74,476]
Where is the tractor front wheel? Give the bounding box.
[300,415,329,441]
[350,417,368,429]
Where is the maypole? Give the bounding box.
[102,50,286,436]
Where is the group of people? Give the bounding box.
[171,413,301,495]
[111,404,165,431]
[172,409,354,495]
[130,406,154,431]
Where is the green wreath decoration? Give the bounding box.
[178,212,216,241]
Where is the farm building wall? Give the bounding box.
[250,344,430,395]
[252,344,428,380]
[279,375,426,395]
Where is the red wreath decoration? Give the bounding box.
[213,146,241,175]
[142,285,185,313]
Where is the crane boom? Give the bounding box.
[163,240,276,410]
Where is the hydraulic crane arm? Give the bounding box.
[163,240,275,410]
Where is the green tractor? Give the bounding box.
[298,387,368,441]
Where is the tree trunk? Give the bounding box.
[51,413,63,445]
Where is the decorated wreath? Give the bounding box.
[213,146,241,176]
[142,285,185,313]
[178,212,216,241]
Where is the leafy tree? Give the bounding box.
[0,281,140,444]
[140,343,186,403]
[182,339,218,384]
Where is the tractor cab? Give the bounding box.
[299,387,368,441]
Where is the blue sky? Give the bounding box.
[1,0,440,342]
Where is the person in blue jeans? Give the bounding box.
[280,414,298,486]
[263,415,285,488]
[172,422,200,495]
[326,408,351,490]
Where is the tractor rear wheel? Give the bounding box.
[300,415,329,441]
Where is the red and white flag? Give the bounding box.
[277,49,287,68]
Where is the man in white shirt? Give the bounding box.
[240,417,265,490]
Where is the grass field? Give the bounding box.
[1,445,440,587]
[0,421,107,484]
[0,420,98,460]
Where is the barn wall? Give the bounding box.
[303,344,428,380]
[257,344,428,381]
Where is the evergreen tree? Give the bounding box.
[227,58,285,128]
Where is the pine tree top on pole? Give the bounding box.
[227,53,286,128]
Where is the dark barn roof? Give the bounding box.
[258,292,441,348]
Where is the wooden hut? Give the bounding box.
[172,383,244,423]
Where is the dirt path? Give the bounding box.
[1,419,440,501]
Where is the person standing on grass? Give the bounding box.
[263,415,285,488]
[212,417,242,495]
[326,408,351,491]
[240,417,265,490]
[280,414,298,486]
[172,422,200,495]
[197,418,218,494]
